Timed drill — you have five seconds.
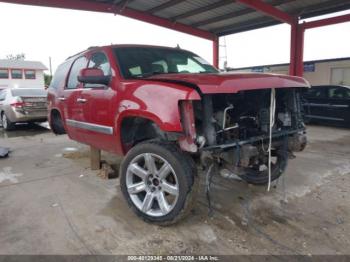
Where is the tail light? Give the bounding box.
[10,97,24,108]
[10,102,25,108]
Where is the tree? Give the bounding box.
[44,74,52,87]
[6,53,26,60]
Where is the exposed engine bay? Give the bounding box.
[193,88,307,185]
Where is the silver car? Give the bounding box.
[0,88,48,130]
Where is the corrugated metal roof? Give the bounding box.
[0,60,48,70]
[2,0,349,37]
[96,0,350,36]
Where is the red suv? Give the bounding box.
[48,45,309,224]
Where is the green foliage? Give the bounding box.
[6,53,26,60]
[44,74,52,87]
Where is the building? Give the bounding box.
[229,57,350,87]
[0,59,48,90]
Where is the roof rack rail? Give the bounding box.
[65,46,99,60]
[87,46,99,50]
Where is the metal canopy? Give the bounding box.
[1,0,349,74]
[1,0,349,39]
[124,0,350,36]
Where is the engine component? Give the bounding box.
[195,88,306,187]
[288,133,307,152]
[196,135,206,149]
[222,104,234,129]
[239,144,259,167]
[278,112,292,126]
[219,168,242,181]
[258,108,270,133]
[202,95,217,146]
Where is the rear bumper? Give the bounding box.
[6,108,47,123]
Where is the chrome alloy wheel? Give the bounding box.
[126,153,179,217]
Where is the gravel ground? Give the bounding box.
[0,124,349,255]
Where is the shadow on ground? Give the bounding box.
[0,123,49,138]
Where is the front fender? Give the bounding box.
[114,81,201,153]
[116,81,200,131]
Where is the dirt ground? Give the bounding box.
[0,124,349,255]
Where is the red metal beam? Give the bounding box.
[295,25,305,77]
[289,24,297,76]
[289,13,350,76]
[0,0,216,41]
[236,0,294,24]
[289,22,305,77]
[302,13,350,29]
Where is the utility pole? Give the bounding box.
[219,36,228,71]
[49,57,53,76]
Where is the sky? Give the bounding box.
[0,2,349,72]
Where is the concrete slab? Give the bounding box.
[0,124,349,255]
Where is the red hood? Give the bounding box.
[149,72,310,94]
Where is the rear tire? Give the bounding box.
[120,141,198,225]
[1,113,15,131]
[50,111,66,134]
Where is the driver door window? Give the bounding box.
[67,56,88,89]
[88,52,111,76]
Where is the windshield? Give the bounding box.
[11,89,47,97]
[114,47,218,79]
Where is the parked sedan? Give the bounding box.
[302,85,350,126]
[0,88,48,130]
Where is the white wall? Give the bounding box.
[0,70,45,89]
[304,60,350,86]
[233,59,350,87]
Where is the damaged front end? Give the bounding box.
[185,87,307,185]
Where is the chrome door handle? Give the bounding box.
[77,98,87,103]
[58,97,66,101]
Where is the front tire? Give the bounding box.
[239,150,288,185]
[120,141,198,225]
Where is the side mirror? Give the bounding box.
[78,68,111,86]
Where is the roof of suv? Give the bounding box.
[66,44,190,60]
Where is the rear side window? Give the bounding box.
[50,61,73,89]
[304,88,326,99]
[328,87,350,99]
[0,90,6,101]
[67,56,88,89]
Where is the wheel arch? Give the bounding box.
[118,114,182,154]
